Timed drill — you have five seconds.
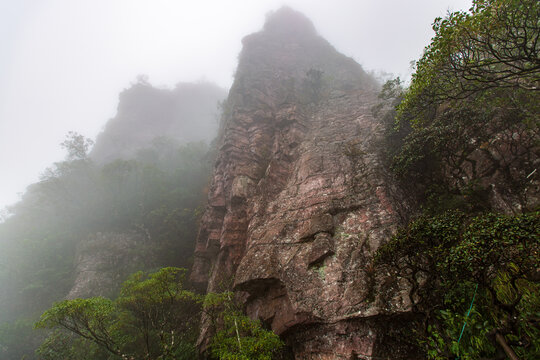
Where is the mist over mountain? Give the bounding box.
[0,79,223,359]
[1,1,538,360]
[91,80,226,163]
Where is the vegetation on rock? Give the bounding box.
[373,0,540,358]
[386,0,539,211]
[0,134,212,359]
[376,211,539,359]
[203,291,284,360]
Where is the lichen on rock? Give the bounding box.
[191,7,418,359]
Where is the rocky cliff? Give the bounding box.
[91,81,226,163]
[67,231,153,299]
[192,8,419,359]
[64,82,220,301]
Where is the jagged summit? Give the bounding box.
[233,7,376,109]
[192,7,411,359]
[262,6,317,38]
[90,81,226,163]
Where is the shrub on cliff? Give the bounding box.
[382,0,539,208]
[375,211,540,359]
[204,291,284,360]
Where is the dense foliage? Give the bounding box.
[35,267,201,360]
[386,0,539,209]
[372,1,540,358]
[399,0,539,121]
[203,292,285,360]
[0,134,212,359]
[34,271,284,360]
[375,211,539,359]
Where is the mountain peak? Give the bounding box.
[263,6,317,37]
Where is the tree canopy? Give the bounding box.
[398,0,539,125]
[372,1,540,358]
[385,0,539,211]
[34,270,286,360]
[35,267,202,360]
[0,136,212,359]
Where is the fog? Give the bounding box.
[0,0,471,212]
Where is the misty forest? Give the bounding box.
[0,1,539,359]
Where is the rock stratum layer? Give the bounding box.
[192,8,418,359]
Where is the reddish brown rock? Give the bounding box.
[191,7,418,359]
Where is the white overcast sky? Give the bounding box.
[0,0,471,212]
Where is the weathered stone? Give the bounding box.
[67,231,152,299]
[308,232,334,266]
[230,175,255,201]
[191,7,414,359]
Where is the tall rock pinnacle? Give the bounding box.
[191,7,418,359]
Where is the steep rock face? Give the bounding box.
[67,231,153,299]
[192,8,417,359]
[91,81,226,163]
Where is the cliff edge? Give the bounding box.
[192,7,418,359]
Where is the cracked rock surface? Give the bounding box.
[191,7,418,359]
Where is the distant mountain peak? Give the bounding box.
[263,6,317,37]
[90,81,226,163]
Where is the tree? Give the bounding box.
[115,267,201,359]
[375,211,540,359]
[35,297,122,356]
[60,131,94,161]
[388,0,539,209]
[36,271,286,360]
[35,267,202,360]
[399,0,539,123]
[203,292,284,360]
